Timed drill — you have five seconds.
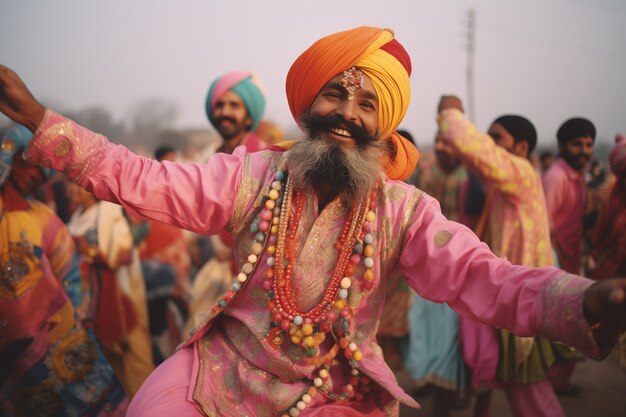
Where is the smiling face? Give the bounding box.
[288,69,385,202]
[306,69,380,149]
[212,90,253,142]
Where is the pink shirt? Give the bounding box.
[25,110,611,416]
[542,158,586,274]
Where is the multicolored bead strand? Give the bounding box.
[210,168,285,316]
[271,182,379,415]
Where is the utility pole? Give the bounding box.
[466,8,476,122]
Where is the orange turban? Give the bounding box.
[286,26,419,181]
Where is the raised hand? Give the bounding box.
[437,95,464,114]
[0,65,46,132]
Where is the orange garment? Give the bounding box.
[140,220,190,283]
[285,26,419,181]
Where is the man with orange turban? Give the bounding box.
[1,26,626,417]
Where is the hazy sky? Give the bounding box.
[2,0,625,149]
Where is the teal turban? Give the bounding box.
[205,71,266,131]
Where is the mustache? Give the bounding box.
[299,112,377,147]
[214,116,237,125]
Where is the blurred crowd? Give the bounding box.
[2,65,624,417]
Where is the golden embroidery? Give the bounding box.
[193,338,224,417]
[381,187,422,268]
[380,214,394,267]
[387,184,406,202]
[293,196,346,310]
[225,318,265,358]
[53,138,71,158]
[28,119,73,163]
[266,379,307,416]
[370,340,384,356]
[228,154,254,235]
[265,356,303,381]
[0,231,44,299]
[434,230,452,248]
[383,399,401,417]
[251,285,268,308]
[401,188,423,232]
[347,278,364,308]
[29,116,109,185]
[50,330,97,383]
[223,366,238,390]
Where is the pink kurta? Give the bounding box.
[25,110,613,417]
[439,109,553,268]
[438,109,568,390]
[543,158,586,274]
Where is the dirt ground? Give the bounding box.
[398,348,626,417]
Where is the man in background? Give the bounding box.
[199,70,267,159]
[543,117,595,275]
[437,99,568,417]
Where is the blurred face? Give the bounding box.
[559,136,594,171]
[66,181,96,208]
[9,151,44,194]
[212,90,252,141]
[488,123,515,152]
[488,123,528,158]
[158,151,177,162]
[307,70,380,150]
[540,155,554,171]
[434,131,459,172]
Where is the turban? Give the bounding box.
[206,71,266,131]
[0,123,53,186]
[609,133,626,177]
[285,26,419,181]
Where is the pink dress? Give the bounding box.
[25,110,615,417]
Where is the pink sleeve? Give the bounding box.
[25,110,240,235]
[397,195,610,359]
[438,109,535,202]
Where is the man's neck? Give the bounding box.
[219,132,249,155]
[314,181,341,213]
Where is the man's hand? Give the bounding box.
[583,278,626,327]
[437,95,464,114]
[0,64,46,132]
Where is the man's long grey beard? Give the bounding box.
[286,136,385,203]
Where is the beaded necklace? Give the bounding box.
[210,165,379,416]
